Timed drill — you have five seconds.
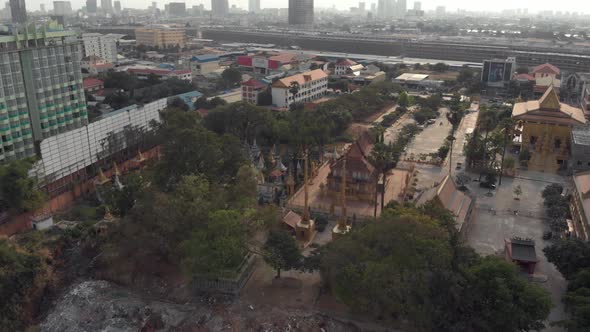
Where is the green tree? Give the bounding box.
[544,239,590,280]
[289,81,300,97]
[0,159,46,212]
[263,229,302,278]
[543,183,564,198]
[221,67,242,88]
[431,62,449,72]
[104,173,145,216]
[398,91,411,107]
[513,185,522,199]
[179,209,250,278]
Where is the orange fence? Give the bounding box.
[0,147,160,237]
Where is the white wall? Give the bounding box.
[37,98,167,181]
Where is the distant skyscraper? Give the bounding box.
[396,0,406,17]
[168,2,185,16]
[248,0,260,13]
[40,3,45,12]
[435,5,445,16]
[53,0,72,15]
[211,0,228,17]
[370,3,375,12]
[359,2,365,11]
[86,0,97,12]
[101,0,112,13]
[288,0,313,26]
[113,0,120,13]
[9,0,26,23]
[413,1,420,11]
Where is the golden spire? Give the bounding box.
[96,168,109,185]
[302,150,310,223]
[113,162,120,176]
[136,150,146,162]
[337,158,348,231]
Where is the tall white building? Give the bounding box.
[82,33,118,64]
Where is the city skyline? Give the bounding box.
[24,0,590,14]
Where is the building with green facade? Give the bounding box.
[0,25,87,162]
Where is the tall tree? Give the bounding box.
[0,159,46,213]
[263,229,302,278]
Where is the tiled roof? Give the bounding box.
[513,73,535,81]
[336,59,358,66]
[512,87,586,125]
[268,53,298,64]
[272,69,328,88]
[242,78,267,89]
[532,63,560,75]
[83,78,104,89]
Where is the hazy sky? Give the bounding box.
[32,0,590,14]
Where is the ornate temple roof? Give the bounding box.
[512,86,586,125]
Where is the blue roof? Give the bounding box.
[157,63,176,70]
[191,54,220,63]
[172,90,204,110]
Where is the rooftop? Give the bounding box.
[572,125,590,146]
[394,73,429,81]
[83,78,104,89]
[507,238,538,263]
[272,69,328,88]
[512,87,586,125]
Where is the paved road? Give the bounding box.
[445,109,479,175]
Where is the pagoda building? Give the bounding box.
[512,86,586,172]
[327,134,376,208]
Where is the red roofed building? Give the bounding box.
[416,175,475,235]
[241,78,267,105]
[335,58,364,76]
[532,63,561,94]
[83,78,104,93]
[327,134,376,203]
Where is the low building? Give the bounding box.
[571,170,590,240]
[190,54,221,76]
[532,63,561,95]
[393,73,443,89]
[81,56,114,75]
[169,90,203,110]
[83,78,104,93]
[415,175,474,235]
[504,238,538,275]
[512,87,586,172]
[135,25,187,48]
[334,59,363,76]
[237,55,283,75]
[271,69,328,109]
[127,67,192,81]
[571,125,590,172]
[241,78,267,104]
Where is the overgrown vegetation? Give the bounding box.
[0,158,46,213]
[542,183,570,233]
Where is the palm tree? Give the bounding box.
[498,118,515,186]
[446,135,456,174]
[368,142,397,218]
[477,109,498,181]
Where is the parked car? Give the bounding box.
[479,182,497,190]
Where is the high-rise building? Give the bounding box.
[86,0,97,12]
[413,1,421,11]
[113,0,121,14]
[168,2,185,16]
[9,0,26,23]
[40,3,45,12]
[370,3,376,12]
[396,0,406,17]
[100,0,112,13]
[248,0,260,13]
[82,33,118,63]
[358,2,365,11]
[288,0,313,26]
[0,28,87,162]
[435,5,445,16]
[53,1,72,15]
[211,0,228,17]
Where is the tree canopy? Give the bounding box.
[313,205,551,331]
[0,159,46,213]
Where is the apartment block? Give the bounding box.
[135,25,186,48]
[0,28,87,162]
[82,33,118,63]
[271,69,328,108]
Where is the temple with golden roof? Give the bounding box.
[512,86,586,172]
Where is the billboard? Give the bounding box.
[489,62,506,83]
